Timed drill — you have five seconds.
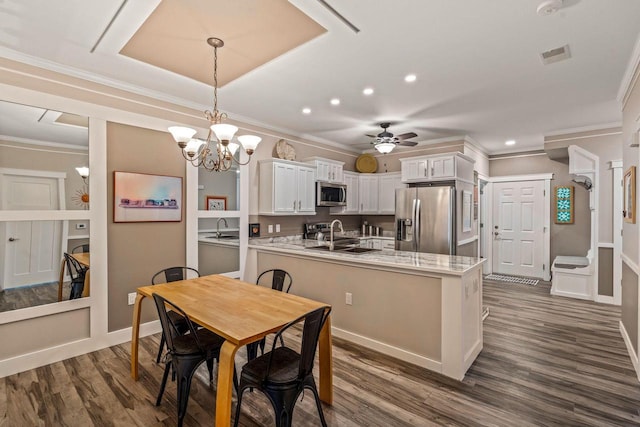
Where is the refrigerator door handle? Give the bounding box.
[414,198,421,251]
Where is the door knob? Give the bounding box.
[8,237,19,242]
[494,232,499,236]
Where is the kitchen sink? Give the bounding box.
[306,245,379,254]
[307,245,349,251]
[339,247,380,254]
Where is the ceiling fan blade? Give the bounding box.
[396,132,418,140]
[398,140,418,147]
[365,134,378,138]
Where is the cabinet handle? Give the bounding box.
[361,203,363,211]
[424,168,427,177]
[298,200,301,210]
[431,166,434,176]
[293,201,296,210]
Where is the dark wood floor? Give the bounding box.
[0,281,73,313]
[2,280,640,426]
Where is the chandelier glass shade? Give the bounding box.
[168,37,261,172]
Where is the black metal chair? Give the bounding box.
[64,252,87,300]
[234,306,331,427]
[152,293,226,427]
[71,243,90,254]
[151,267,201,364]
[246,269,293,361]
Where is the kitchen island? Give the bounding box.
[247,239,485,381]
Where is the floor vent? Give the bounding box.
[484,274,539,286]
[540,44,571,65]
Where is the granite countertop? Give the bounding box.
[198,235,239,247]
[249,238,485,276]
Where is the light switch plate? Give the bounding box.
[127,292,136,305]
[268,225,274,233]
[275,224,281,232]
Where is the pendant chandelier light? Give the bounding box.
[168,37,261,171]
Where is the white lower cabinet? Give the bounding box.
[361,238,394,250]
[259,159,316,215]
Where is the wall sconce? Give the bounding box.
[75,166,89,184]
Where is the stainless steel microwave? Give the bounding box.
[316,182,347,206]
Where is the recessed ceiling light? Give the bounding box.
[505,140,516,146]
[302,107,311,114]
[363,87,374,96]
[404,74,417,83]
[330,98,340,106]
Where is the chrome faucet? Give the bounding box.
[329,219,344,251]
[216,218,228,238]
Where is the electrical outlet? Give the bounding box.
[128,292,136,305]
[275,224,281,232]
[75,223,87,230]
[345,292,353,305]
[268,224,274,233]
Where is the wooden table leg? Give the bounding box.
[82,269,90,298]
[216,341,239,427]
[58,258,66,302]
[318,314,333,404]
[130,293,145,380]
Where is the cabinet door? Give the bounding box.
[273,163,297,213]
[344,172,359,214]
[401,159,429,182]
[371,239,383,250]
[333,164,343,183]
[297,166,317,213]
[429,156,455,179]
[378,173,403,214]
[315,161,330,182]
[381,239,395,250]
[359,175,379,213]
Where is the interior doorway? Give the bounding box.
[1,171,64,289]
[491,178,550,280]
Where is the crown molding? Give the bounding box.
[0,135,88,151]
[617,33,640,108]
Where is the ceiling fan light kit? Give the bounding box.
[369,122,418,154]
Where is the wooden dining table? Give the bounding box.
[130,274,333,427]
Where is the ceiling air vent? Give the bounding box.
[540,44,571,65]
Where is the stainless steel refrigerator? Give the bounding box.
[395,185,456,255]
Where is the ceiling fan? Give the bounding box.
[367,123,418,154]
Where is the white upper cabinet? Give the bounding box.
[259,159,316,215]
[330,171,359,215]
[303,157,344,183]
[400,153,475,183]
[378,172,406,214]
[358,174,379,214]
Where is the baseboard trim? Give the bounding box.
[622,253,640,275]
[332,327,442,373]
[0,320,162,379]
[550,288,592,300]
[619,320,640,382]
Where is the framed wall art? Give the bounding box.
[554,185,574,224]
[624,166,636,224]
[113,171,182,223]
[206,195,227,211]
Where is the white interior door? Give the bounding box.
[3,174,62,289]
[492,180,545,278]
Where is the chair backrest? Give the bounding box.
[64,252,87,299]
[266,306,331,380]
[152,266,200,285]
[152,293,202,356]
[256,269,292,293]
[71,244,90,254]
[64,253,86,281]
